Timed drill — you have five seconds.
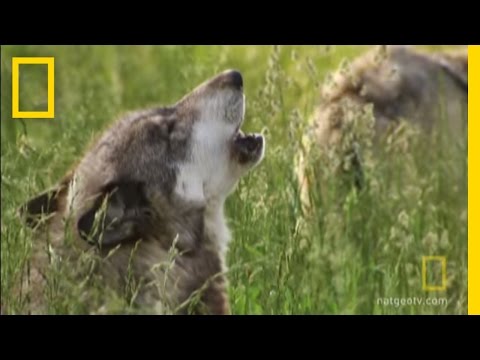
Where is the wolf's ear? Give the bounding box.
[437,51,468,92]
[19,186,65,227]
[77,181,152,248]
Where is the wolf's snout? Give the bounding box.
[220,70,243,90]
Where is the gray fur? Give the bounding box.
[315,46,468,145]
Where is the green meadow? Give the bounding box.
[1,45,467,314]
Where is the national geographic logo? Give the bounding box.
[12,57,55,119]
[422,256,447,291]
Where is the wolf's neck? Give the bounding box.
[203,197,231,258]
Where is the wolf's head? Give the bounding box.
[172,69,265,203]
[20,70,265,247]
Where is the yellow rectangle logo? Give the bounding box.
[422,256,447,292]
[12,57,55,119]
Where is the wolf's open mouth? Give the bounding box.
[229,87,263,165]
[232,130,264,164]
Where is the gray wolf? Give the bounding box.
[18,69,265,315]
[298,46,467,206]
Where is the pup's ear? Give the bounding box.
[77,181,152,248]
[19,186,66,227]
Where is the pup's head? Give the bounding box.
[19,70,265,246]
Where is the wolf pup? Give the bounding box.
[19,70,265,315]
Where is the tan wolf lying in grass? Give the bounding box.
[297,45,468,208]
[17,70,265,315]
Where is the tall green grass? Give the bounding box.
[1,45,467,314]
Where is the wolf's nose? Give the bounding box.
[223,70,243,89]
